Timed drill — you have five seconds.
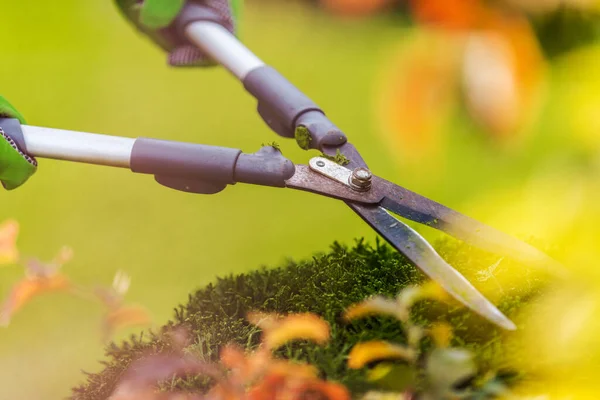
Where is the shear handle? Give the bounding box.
[1,121,295,190]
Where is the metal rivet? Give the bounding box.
[349,167,372,192]
[316,160,326,167]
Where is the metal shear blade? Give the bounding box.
[351,203,516,330]
[285,143,562,330]
[377,186,565,277]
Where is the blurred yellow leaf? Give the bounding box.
[429,323,453,348]
[344,296,404,321]
[344,283,449,326]
[553,45,600,152]
[348,341,416,369]
[247,312,330,350]
[0,219,19,265]
[398,281,449,309]
[407,325,425,348]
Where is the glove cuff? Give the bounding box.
[0,121,37,190]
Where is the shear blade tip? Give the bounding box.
[501,319,517,331]
[491,313,517,331]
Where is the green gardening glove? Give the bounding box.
[115,0,242,66]
[0,96,36,190]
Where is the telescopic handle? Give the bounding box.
[1,120,295,193]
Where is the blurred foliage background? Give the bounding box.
[2,0,600,398]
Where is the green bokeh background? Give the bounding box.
[0,1,597,399]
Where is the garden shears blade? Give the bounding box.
[287,142,561,331]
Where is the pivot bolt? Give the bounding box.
[349,167,372,192]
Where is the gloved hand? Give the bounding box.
[0,97,36,190]
[115,0,242,66]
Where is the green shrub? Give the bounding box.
[71,239,545,399]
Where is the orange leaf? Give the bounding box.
[0,219,19,265]
[247,311,280,331]
[267,360,319,380]
[220,344,271,384]
[348,341,416,369]
[462,13,545,140]
[103,304,152,338]
[248,371,350,400]
[266,314,330,350]
[248,312,330,350]
[293,380,351,400]
[312,381,351,400]
[0,274,70,326]
[220,345,248,369]
[410,0,488,30]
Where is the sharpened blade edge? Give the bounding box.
[351,204,516,331]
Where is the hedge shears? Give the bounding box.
[0,1,563,330]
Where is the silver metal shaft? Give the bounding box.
[21,125,135,168]
[184,21,265,80]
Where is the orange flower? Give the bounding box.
[0,219,19,265]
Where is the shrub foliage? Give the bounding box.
[72,239,544,399]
